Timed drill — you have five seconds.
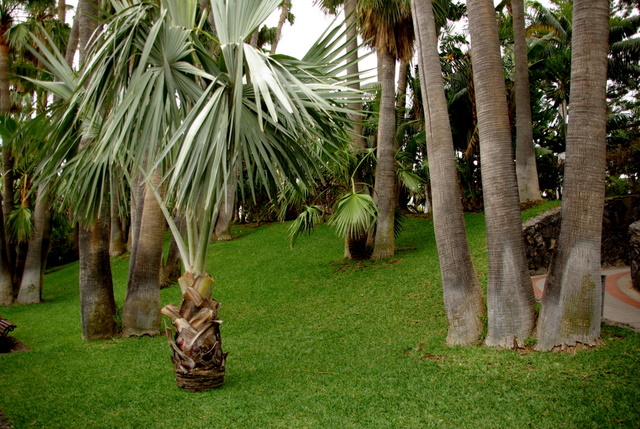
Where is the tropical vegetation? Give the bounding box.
[0,0,637,399]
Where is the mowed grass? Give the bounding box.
[0,202,638,428]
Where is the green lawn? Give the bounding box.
[1,202,638,428]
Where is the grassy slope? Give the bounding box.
[0,201,638,428]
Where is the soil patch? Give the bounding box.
[0,336,30,355]
[0,409,13,429]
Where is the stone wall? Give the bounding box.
[523,195,640,275]
[630,221,640,292]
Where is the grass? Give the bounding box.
[1,202,638,428]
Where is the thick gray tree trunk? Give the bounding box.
[17,184,53,304]
[79,215,116,340]
[412,0,485,345]
[512,0,542,204]
[121,170,163,337]
[371,49,397,260]
[77,0,117,340]
[536,0,610,351]
[467,0,536,348]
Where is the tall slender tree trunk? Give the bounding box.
[535,0,610,351]
[371,49,397,260]
[412,0,485,345]
[512,0,542,204]
[396,59,410,113]
[343,0,368,259]
[0,42,16,290]
[271,0,290,53]
[0,205,13,306]
[121,169,164,337]
[77,0,117,340]
[17,184,53,304]
[58,0,66,23]
[467,0,536,348]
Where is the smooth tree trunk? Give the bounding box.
[0,206,13,306]
[77,0,117,340]
[17,184,53,304]
[1,42,16,288]
[512,0,542,204]
[343,0,369,259]
[535,0,610,351]
[371,49,397,260]
[412,0,485,345]
[121,170,164,337]
[467,0,536,348]
[396,59,410,113]
[58,0,66,23]
[79,215,117,340]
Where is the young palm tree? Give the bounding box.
[358,0,414,260]
[535,0,610,351]
[467,0,536,348]
[411,0,484,346]
[32,0,360,389]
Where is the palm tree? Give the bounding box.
[76,0,118,340]
[511,0,542,204]
[358,0,414,260]
[535,0,610,351]
[270,0,292,53]
[32,0,360,389]
[411,0,484,346]
[0,1,19,297]
[467,0,535,348]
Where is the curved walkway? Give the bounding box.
[532,267,640,332]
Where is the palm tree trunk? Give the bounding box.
[412,0,485,345]
[17,184,53,304]
[161,213,184,288]
[109,183,126,257]
[79,214,117,340]
[512,0,542,204]
[371,49,397,260]
[270,0,290,53]
[163,273,226,391]
[0,42,16,290]
[467,0,536,348]
[396,58,410,112]
[0,205,13,306]
[122,169,164,337]
[77,0,117,340]
[58,0,66,23]
[343,0,369,259]
[535,0,610,351]
[213,166,238,241]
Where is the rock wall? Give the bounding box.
[523,195,640,275]
[630,221,640,292]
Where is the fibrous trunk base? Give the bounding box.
[174,366,225,392]
[163,273,227,392]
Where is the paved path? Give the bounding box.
[532,267,640,331]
